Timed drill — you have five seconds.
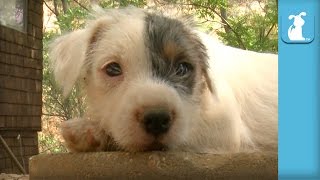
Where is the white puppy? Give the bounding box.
[49,7,278,153]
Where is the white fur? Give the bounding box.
[196,32,278,152]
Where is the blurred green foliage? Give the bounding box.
[216,0,278,52]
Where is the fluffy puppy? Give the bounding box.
[50,7,278,153]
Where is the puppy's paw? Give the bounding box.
[60,118,106,152]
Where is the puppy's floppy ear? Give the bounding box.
[194,31,216,95]
[48,5,108,97]
[203,68,215,94]
[49,30,89,96]
[49,14,113,96]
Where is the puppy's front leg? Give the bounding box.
[60,118,113,152]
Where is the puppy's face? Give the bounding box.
[51,8,213,151]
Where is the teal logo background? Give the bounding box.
[278,0,320,178]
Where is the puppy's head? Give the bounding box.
[50,7,214,151]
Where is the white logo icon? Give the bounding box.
[288,12,307,41]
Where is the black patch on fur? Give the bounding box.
[144,13,209,95]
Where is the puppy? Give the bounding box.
[50,7,278,153]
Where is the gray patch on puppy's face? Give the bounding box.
[144,13,208,95]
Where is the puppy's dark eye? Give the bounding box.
[175,62,193,76]
[105,62,122,77]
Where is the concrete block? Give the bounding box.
[29,151,277,179]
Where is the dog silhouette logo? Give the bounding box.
[281,11,314,44]
[288,12,306,41]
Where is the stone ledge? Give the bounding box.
[0,173,29,180]
[29,151,277,180]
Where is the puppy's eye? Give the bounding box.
[175,62,193,76]
[105,62,122,77]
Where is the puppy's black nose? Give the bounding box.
[143,109,171,136]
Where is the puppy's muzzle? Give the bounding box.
[143,108,171,136]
